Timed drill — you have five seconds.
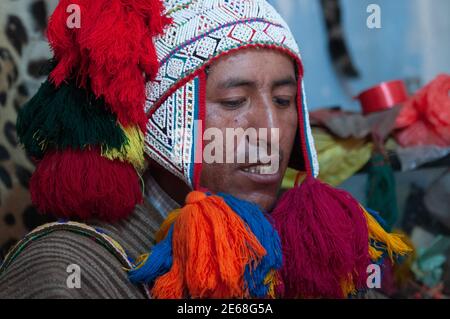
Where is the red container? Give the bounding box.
[355,80,409,114]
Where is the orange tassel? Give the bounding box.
[151,191,266,299]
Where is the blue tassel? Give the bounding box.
[128,225,174,284]
[218,193,282,298]
[366,207,389,231]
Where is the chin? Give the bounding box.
[237,191,278,213]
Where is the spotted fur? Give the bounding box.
[0,0,56,260]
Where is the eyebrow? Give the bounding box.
[217,76,297,90]
[273,77,297,89]
[218,78,254,89]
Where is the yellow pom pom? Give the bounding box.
[341,276,357,297]
[362,207,412,261]
[102,125,145,171]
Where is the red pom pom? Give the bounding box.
[30,148,143,221]
[271,176,370,298]
[47,0,85,85]
[47,0,171,130]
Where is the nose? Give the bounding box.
[247,94,282,151]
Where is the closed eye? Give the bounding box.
[273,96,293,108]
[220,98,247,109]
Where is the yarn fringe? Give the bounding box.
[152,192,266,299]
[30,148,143,221]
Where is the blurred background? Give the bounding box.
[0,0,449,298]
[270,0,450,110]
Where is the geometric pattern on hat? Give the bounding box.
[145,76,201,186]
[145,0,319,188]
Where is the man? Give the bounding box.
[155,48,298,213]
[0,0,410,299]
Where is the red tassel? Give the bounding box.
[271,176,370,298]
[46,0,81,83]
[30,148,142,221]
[47,0,171,130]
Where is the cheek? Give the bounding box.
[199,103,238,191]
[204,103,249,129]
[280,108,298,153]
[199,162,226,191]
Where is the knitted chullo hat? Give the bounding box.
[17,0,411,298]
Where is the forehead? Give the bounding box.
[208,48,297,81]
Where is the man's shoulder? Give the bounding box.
[1,221,131,270]
[0,222,145,299]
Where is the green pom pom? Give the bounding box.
[17,80,128,158]
[366,153,399,232]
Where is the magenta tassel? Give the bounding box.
[271,176,370,298]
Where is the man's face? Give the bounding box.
[200,49,298,211]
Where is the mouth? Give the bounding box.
[238,163,281,185]
[241,164,275,174]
